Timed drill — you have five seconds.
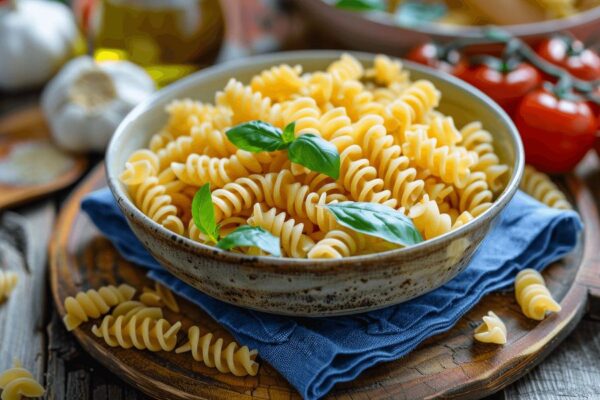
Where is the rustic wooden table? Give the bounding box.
[2,82,600,400]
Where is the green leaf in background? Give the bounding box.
[326,202,423,246]
[226,121,284,152]
[192,184,219,243]
[282,121,296,145]
[395,1,447,26]
[335,0,386,12]
[288,134,340,179]
[217,226,282,257]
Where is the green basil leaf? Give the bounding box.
[217,225,282,257]
[326,202,423,246]
[192,184,219,243]
[287,134,340,179]
[282,122,296,144]
[335,0,386,11]
[226,121,284,152]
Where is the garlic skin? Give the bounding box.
[0,0,79,90]
[42,56,155,152]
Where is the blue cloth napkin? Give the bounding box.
[82,188,582,400]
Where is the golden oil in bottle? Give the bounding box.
[91,0,224,86]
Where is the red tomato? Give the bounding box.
[406,43,467,76]
[457,62,541,114]
[514,88,597,173]
[536,37,600,81]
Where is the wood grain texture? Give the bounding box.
[49,164,600,400]
[0,107,87,209]
[504,318,600,400]
[0,202,55,383]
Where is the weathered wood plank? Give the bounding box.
[504,318,600,400]
[0,201,54,384]
[45,309,152,400]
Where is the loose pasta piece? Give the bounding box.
[515,269,561,320]
[140,282,180,313]
[176,326,260,377]
[0,360,45,400]
[247,204,315,258]
[474,311,507,344]
[62,284,136,331]
[0,271,18,302]
[92,313,181,352]
[520,165,571,210]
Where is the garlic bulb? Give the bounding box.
[41,56,155,152]
[0,0,80,90]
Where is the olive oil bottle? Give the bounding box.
[89,0,224,86]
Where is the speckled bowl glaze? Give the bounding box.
[295,0,600,55]
[106,51,524,316]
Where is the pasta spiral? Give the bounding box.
[129,177,185,234]
[121,54,508,258]
[474,311,507,344]
[171,150,276,188]
[247,204,315,258]
[0,271,18,302]
[515,269,561,320]
[403,125,475,188]
[367,54,409,86]
[0,360,45,400]
[251,64,304,102]
[140,282,180,313]
[307,228,367,258]
[62,284,136,331]
[460,122,509,192]
[216,79,282,127]
[92,313,182,352]
[457,171,493,217]
[520,165,571,210]
[408,195,452,240]
[353,114,424,207]
[211,170,294,222]
[175,326,260,377]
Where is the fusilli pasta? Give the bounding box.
[62,284,136,331]
[473,311,507,344]
[520,165,571,210]
[0,360,45,400]
[140,282,180,313]
[175,326,260,376]
[515,269,561,320]
[120,54,508,257]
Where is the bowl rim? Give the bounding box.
[312,0,600,38]
[106,50,524,268]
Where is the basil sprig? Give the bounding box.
[217,225,281,256]
[226,121,340,179]
[191,184,281,256]
[335,0,386,11]
[326,202,423,246]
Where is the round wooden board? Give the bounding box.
[0,107,87,209]
[50,164,600,400]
